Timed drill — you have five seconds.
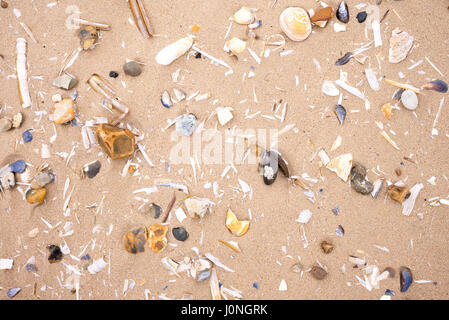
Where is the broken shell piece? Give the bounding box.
[122,226,147,254]
[79,25,98,50]
[333,22,346,32]
[129,0,153,38]
[259,150,279,185]
[175,114,196,136]
[423,80,448,93]
[53,98,74,124]
[389,28,414,64]
[87,258,107,274]
[336,1,349,23]
[311,6,333,25]
[402,183,423,216]
[296,209,312,224]
[225,37,246,55]
[384,78,421,94]
[26,188,46,204]
[155,36,194,66]
[351,166,374,195]
[7,288,21,298]
[161,90,173,108]
[12,112,23,128]
[371,179,384,198]
[401,89,418,110]
[225,209,249,237]
[209,268,221,300]
[365,68,380,91]
[322,80,339,96]
[184,197,214,219]
[326,153,353,182]
[279,7,312,42]
[173,88,186,102]
[87,74,130,125]
[233,7,254,25]
[291,263,303,273]
[381,103,392,119]
[96,123,135,160]
[16,38,32,109]
[148,224,168,253]
[321,240,334,254]
[310,265,327,280]
[193,258,212,282]
[218,240,241,253]
[335,52,353,66]
[388,185,411,203]
[333,104,346,125]
[53,73,78,90]
[0,169,15,190]
[216,107,234,126]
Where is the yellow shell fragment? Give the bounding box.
[218,240,241,253]
[225,209,249,236]
[148,224,168,253]
[225,37,246,55]
[53,98,74,124]
[233,7,254,25]
[279,7,312,42]
[326,153,353,182]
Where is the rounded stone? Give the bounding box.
[109,71,119,78]
[22,130,33,142]
[356,11,367,23]
[0,118,12,132]
[10,160,26,173]
[172,227,189,241]
[123,61,142,77]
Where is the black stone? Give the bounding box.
[356,11,367,23]
[172,227,189,241]
[83,160,101,179]
[109,71,119,78]
[47,245,63,263]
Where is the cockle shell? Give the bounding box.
[233,7,254,25]
[279,7,312,42]
[155,36,193,66]
[389,28,414,64]
[225,37,246,55]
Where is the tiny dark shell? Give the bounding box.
[321,240,334,254]
[423,80,448,93]
[400,266,413,293]
[277,152,290,178]
[311,266,328,280]
[47,245,63,263]
[335,52,353,66]
[333,104,346,125]
[356,11,367,23]
[260,151,279,185]
[393,88,405,101]
[161,90,173,108]
[351,174,374,194]
[336,1,349,23]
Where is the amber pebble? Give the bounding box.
[79,26,98,50]
[320,240,334,254]
[122,226,148,254]
[148,224,168,253]
[53,99,74,124]
[311,6,334,22]
[311,265,328,280]
[26,188,46,204]
[388,185,411,203]
[96,124,135,160]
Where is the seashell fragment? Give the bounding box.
[233,7,254,25]
[96,124,135,160]
[400,266,413,292]
[184,197,214,219]
[83,160,101,179]
[175,113,196,136]
[388,28,414,64]
[322,80,339,96]
[259,150,278,185]
[336,1,349,23]
[225,37,246,55]
[53,73,78,90]
[16,38,32,108]
[371,179,384,198]
[79,26,98,50]
[350,163,373,195]
[0,118,12,132]
[365,68,380,91]
[402,183,423,216]
[388,185,410,203]
[401,89,418,110]
[279,7,312,42]
[381,103,392,119]
[333,104,346,125]
[326,153,352,182]
[321,240,334,254]
[311,6,333,25]
[173,88,186,102]
[216,106,234,126]
[129,0,153,38]
[155,36,193,66]
[423,80,448,93]
[335,52,353,66]
[31,171,54,188]
[148,224,168,253]
[88,258,107,274]
[333,22,346,32]
[296,209,312,224]
[226,209,249,236]
[161,90,173,108]
[7,288,21,298]
[53,98,74,124]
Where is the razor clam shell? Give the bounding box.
[161,90,173,108]
[155,36,193,66]
[388,28,414,64]
[335,52,353,66]
[333,104,346,125]
[209,268,221,300]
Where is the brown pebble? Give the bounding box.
[123,61,142,77]
[1,1,8,9]
[320,240,334,254]
[310,265,328,280]
[395,168,402,176]
[388,185,411,203]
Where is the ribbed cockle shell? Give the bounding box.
[279,7,312,42]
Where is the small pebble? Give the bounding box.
[356,11,367,23]
[12,112,23,128]
[83,160,101,179]
[26,188,46,204]
[47,245,63,263]
[123,61,142,77]
[10,160,26,173]
[320,240,334,254]
[22,130,33,142]
[253,282,259,289]
[0,118,12,132]
[31,171,55,188]
[172,227,189,241]
[148,203,162,219]
[310,265,328,280]
[109,71,119,78]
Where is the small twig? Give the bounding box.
[161,192,176,223]
[380,9,389,23]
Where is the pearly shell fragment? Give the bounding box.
[155,36,193,66]
[389,28,414,64]
[279,7,312,42]
[401,89,418,110]
[326,153,353,182]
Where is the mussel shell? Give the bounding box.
[400,266,413,293]
[335,52,353,66]
[277,152,290,178]
[350,163,367,180]
[333,104,346,125]
[260,151,279,185]
[423,80,448,93]
[336,1,349,24]
[7,287,21,298]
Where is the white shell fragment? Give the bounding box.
[233,7,254,25]
[174,207,187,223]
[0,258,14,270]
[322,80,340,96]
[402,183,423,216]
[216,107,234,126]
[371,179,384,199]
[326,153,353,182]
[333,22,346,32]
[296,209,313,224]
[16,38,32,108]
[401,89,418,110]
[365,68,380,91]
[389,28,414,64]
[279,279,288,291]
[185,197,214,219]
[87,258,107,274]
[225,37,246,55]
[155,36,194,66]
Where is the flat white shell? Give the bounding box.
[156,37,193,66]
[401,89,418,110]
